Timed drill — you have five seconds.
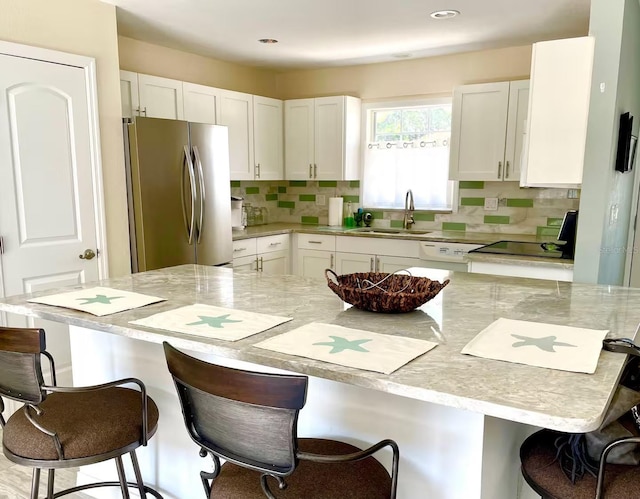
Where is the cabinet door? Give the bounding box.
[504,80,530,181]
[217,89,254,180]
[335,252,374,274]
[254,96,283,180]
[259,249,289,275]
[183,82,219,124]
[315,96,344,180]
[377,256,421,273]
[297,249,335,279]
[137,74,184,120]
[233,254,257,272]
[119,70,139,119]
[285,99,315,180]
[521,37,594,187]
[449,82,510,181]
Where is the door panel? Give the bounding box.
[0,53,100,303]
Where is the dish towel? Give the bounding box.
[461,317,609,374]
[27,286,165,317]
[254,322,438,374]
[130,304,292,341]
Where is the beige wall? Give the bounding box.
[275,45,533,100]
[119,36,279,97]
[0,0,130,277]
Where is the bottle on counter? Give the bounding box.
[344,201,355,227]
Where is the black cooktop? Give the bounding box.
[469,241,572,260]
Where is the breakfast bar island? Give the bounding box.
[0,264,639,499]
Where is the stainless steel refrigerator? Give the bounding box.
[123,117,232,272]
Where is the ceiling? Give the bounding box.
[103,0,591,70]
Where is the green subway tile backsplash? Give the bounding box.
[230,181,241,188]
[484,215,510,224]
[460,197,485,206]
[342,195,359,203]
[368,211,384,219]
[443,222,466,231]
[265,193,278,201]
[390,220,404,228]
[301,216,319,224]
[278,186,287,193]
[289,181,307,187]
[506,198,534,208]
[319,181,337,187]
[537,226,561,237]
[278,201,295,209]
[414,213,436,222]
[459,181,485,189]
[299,194,316,202]
[349,180,360,188]
[547,217,564,226]
[245,187,259,195]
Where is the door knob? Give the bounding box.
[79,249,96,260]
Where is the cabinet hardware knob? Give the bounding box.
[314,164,317,178]
[309,164,313,179]
[505,160,510,178]
[498,161,502,179]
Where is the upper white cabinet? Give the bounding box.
[119,71,184,120]
[183,82,219,124]
[449,80,529,181]
[216,89,255,180]
[285,96,361,181]
[253,96,284,180]
[520,36,595,188]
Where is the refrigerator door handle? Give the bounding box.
[193,145,206,244]
[181,145,197,245]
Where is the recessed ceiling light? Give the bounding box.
[258,38,278,44]
[430,9,460,19]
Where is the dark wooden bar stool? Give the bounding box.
[163,341,400,498]
[520,429,640,498]
[0,326,163,499]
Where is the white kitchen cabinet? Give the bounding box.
[232,234,290,275]
[217,89,254,180]
[183,82,219,124]
[520,36,594,187]
[285,96,361,180]
[119,71,184,120]
[295,234,336,279]
[253,96,283,180]
[334,236,420,274]
[449,80,529,181]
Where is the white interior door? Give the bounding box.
[0,52,101,381]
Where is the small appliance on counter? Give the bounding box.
[231,196,244,230]
[469,210,578,260]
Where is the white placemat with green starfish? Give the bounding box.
[461,317,609,374]
[253,323,438,375]
[129,304,292,341]
[27,287,165,316]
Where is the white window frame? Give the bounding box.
[360,97,457,213]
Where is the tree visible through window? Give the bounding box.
[363,100,454,211]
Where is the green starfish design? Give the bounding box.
[511,334,577,353]
[313,336,371,354]
[76,294,124,305]
[186,314,242,328]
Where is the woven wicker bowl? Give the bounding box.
[325,269,450,313]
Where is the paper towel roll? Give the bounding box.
[328,197,343,226]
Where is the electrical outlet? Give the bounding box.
[316,195,326,206]
[484,198,498,211]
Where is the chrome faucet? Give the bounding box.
[403,189,415,229]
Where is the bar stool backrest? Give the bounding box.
[0,327,48,405]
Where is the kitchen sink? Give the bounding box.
[350,227,431,236]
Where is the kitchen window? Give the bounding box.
[362,98,455,211]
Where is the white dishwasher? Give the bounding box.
[418,241,484,272]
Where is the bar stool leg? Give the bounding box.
[130,450,147,496]
[115,455,131,499]
[47,469,55,499]
[30,468,40,499]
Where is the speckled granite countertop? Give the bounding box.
[0,264,633,432]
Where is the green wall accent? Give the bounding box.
[299,194,316,202]
[547,217,564,226]
[278,186,287,193]
[342,195,360,204]
[301,216,319,224]
[390,220,404,228]
[245,187,259,195]
[349,180,360,188]
[414,213,436,221]
[278,201,295,209]
[368,211,383,219]
[442,222,466,231]
[460,197,485,206]
[484,215,510,224]
[459,181,485,189]
[265,193,278,201]
[230,181,241,188]
[537,226,561,237]
[289,181,307,187]
[506,198,534,208]
[319,181,337,187]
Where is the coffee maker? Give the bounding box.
[557,210,578,259]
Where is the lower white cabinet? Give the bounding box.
[334,236,420,274]
[232,234,290,275]
[295,233,336,279]
[335,253,420,274]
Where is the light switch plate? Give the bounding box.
[484,198,498,211]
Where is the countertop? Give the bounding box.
[0,264,632,432]
[232,223,573,267]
